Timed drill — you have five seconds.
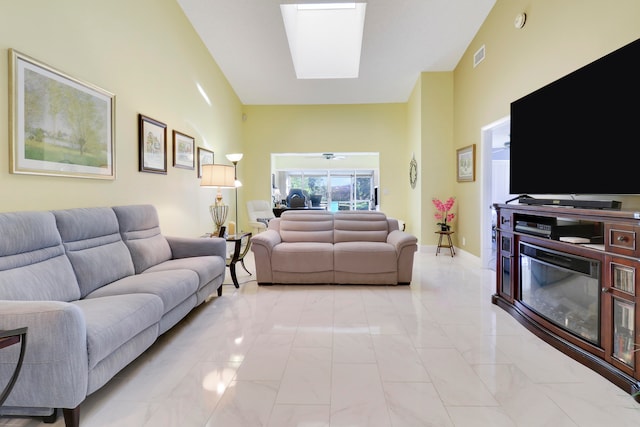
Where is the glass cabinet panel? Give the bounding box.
[500,235,512,297]
[612,262,635,295]
[501,255,511,296]
[613,297,635,367]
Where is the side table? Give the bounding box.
[0,327,28,407]
[435,230,455,257]
[226,232,252,288]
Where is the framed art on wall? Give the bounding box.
[197,147,214,178]
[9,49,115,179]
[457,144,476,182]
[172,130,195,170]
[139,114,167,174]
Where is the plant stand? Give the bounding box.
[435,230,455,257]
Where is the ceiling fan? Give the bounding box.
[321,152,346,160]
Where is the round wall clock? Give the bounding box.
[409,157,418,189]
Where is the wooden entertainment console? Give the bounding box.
[493,203,640,399]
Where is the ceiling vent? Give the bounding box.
[473,45,486,68]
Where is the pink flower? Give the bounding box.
[432,197,456,227]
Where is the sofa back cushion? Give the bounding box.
[334,211,390,243]
[54,207,136,297]
[112,205,172,273]
[0,211,81,301]
[279,211,334,243]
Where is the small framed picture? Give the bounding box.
[172,130,195,170]
[457,144,476,182]
[139,114,167,174]
[197,147,214,178]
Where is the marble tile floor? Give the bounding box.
[2,249,640,427]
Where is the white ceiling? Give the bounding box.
[177,0,496,105]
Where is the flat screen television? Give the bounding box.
[509,37,640,198]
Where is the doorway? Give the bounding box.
[480,116,514,270]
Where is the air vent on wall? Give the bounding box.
[474,44,485,68]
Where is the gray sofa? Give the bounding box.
[251,210,418,285]
[0,204,226,427]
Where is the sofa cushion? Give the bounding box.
[85,269,199,315]
[53,207,136,297]
[112,205,172,273]
[279,211,334,243]
[334,241,397,274]
[73,293,163,370]
[271,242,334,273]
[144,256,225,290]
[0,211,80,302]
[334,211,390,243]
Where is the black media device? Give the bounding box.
[518,197,621,210]
[515,216,603,242]
[509,37,640,202]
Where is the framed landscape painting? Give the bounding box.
[457,144,476,182]
[173,130,195,170]
[139,114,167,174]
[197,147,214,178]
[9,49,115,179]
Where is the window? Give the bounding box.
[272,152,379,211]
[285,170,374,211]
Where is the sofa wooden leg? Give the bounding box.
[63,406,80,427]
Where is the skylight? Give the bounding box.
[280,2,366,79]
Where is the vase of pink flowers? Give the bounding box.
[432,197,455,231]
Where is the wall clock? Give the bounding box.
[409,156,418,189]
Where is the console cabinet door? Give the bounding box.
[603,255,640,377]
[497,232,515,303]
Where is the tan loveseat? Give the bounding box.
[250,210,418,285]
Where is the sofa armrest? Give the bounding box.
[387,230,418,251]
[387,231,418,284]
[250,229,281,253]
[0,300,88,409]
[166,236,227,259]
[249,230,281,284]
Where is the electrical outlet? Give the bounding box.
[462,237,466,246]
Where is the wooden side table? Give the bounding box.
[0,327,28,407]
[226,232,252,288]
[435,230,455,257]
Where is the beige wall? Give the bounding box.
[241,104,410,230]
[406,79,422,241]
[2,0,640,254]
[418,72,454,245]
[0,0,243,236]
[451,0,640,256]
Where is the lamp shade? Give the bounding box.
[200,164,236,188]
[226,153,243,163]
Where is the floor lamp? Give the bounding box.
[226,153,243,233]
[200,164,236,236]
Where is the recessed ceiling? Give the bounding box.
[177,0,496,105]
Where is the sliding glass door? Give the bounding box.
[286,170,374,211]
[272,152,379,211]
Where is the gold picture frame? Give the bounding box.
[172,130,195,170]
[138,114,167,174]
[457,144,476,182]
[197,147,214,178]
[9,49,115,179]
